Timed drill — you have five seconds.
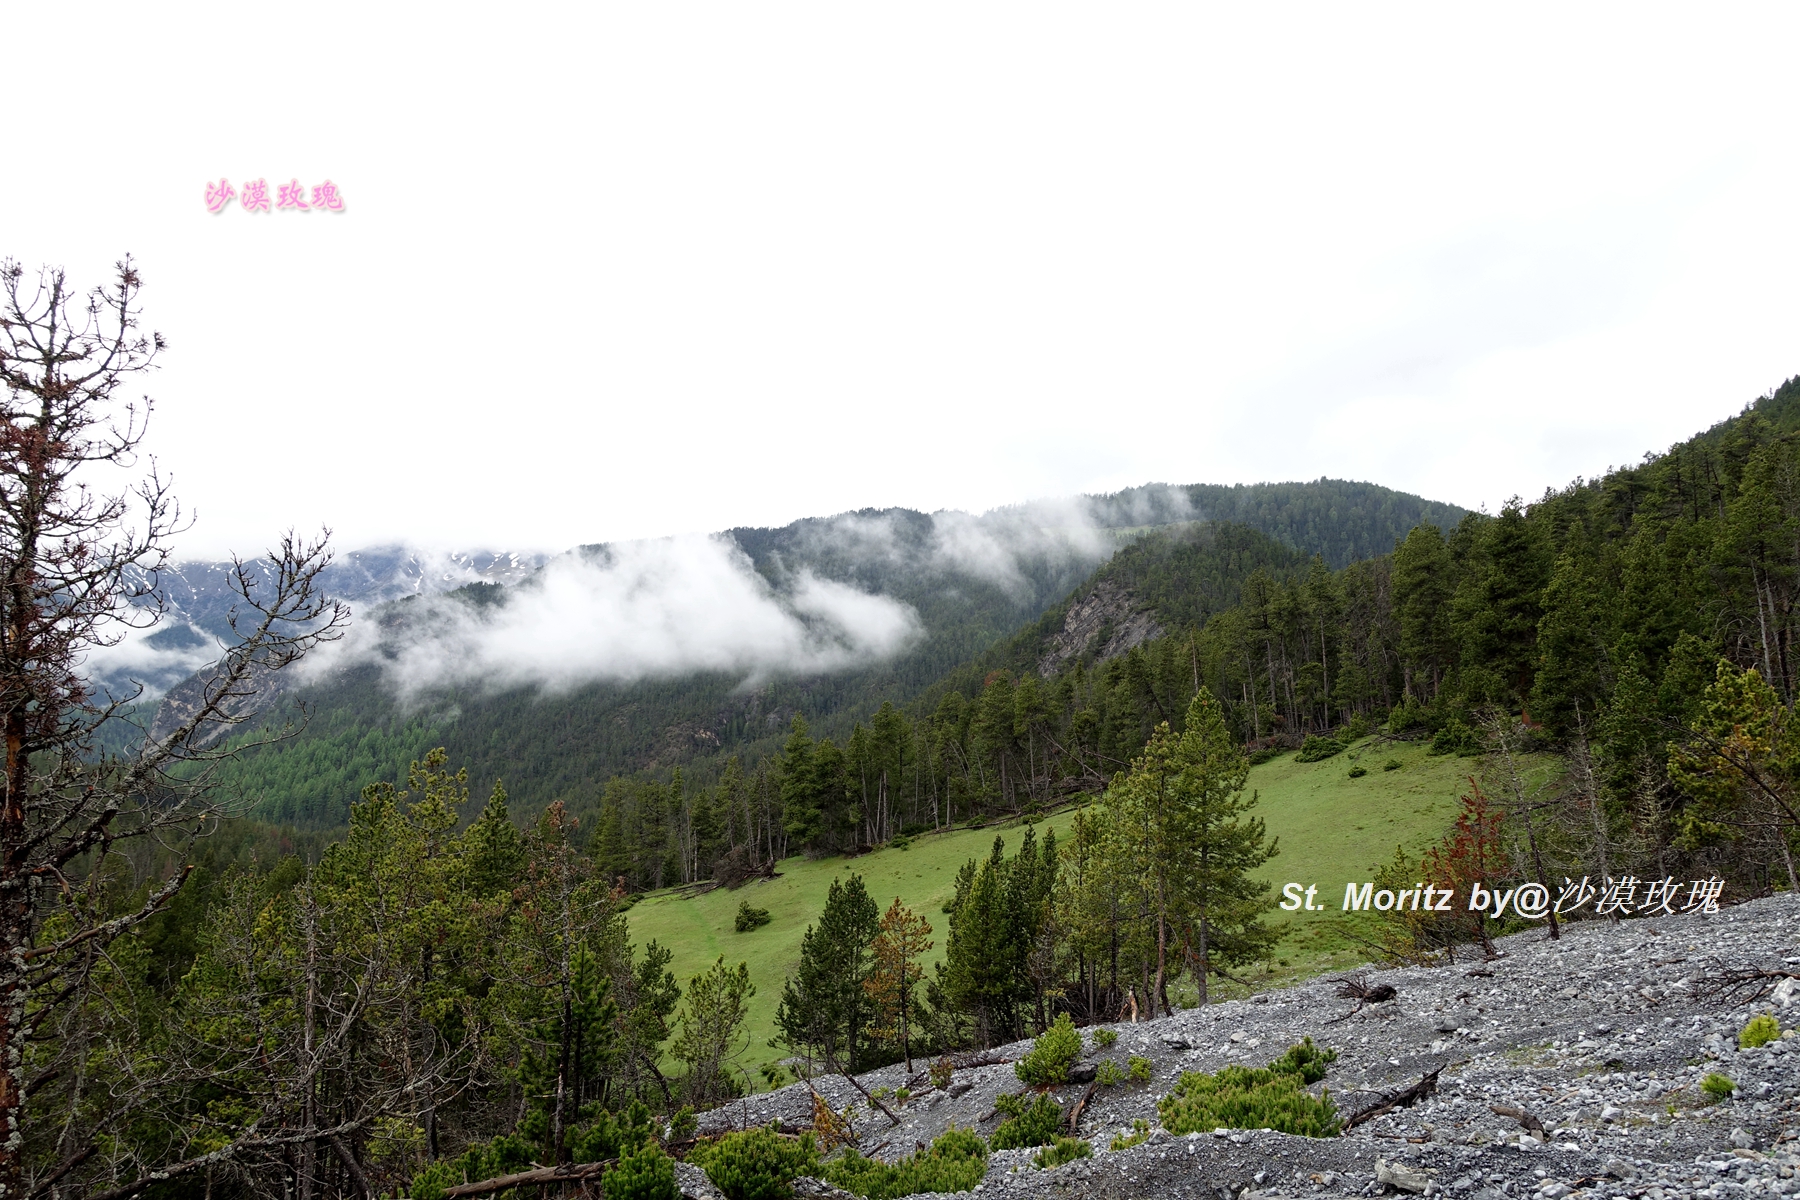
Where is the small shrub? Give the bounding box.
[990,1094,1065,1150]
[810,1093,858,1152]
[1428,719,1479,757]
[823,1127,988,1199]
[894,1088,911,1106]
[1248,747,1284,765]
[929,1056,954,1090]
[1294,735,1345,763]
[407,1133,536,1200]
[690,1126,821,1200]
[1267,1037,1338,1084]
[1091,1028,1118,1049]
[1095,1059,1126,1087]
[1347,765,1367,778]
[1015,1013,1082,1086]
[605,1141,679,1200]
[1128,1055,1152,1083]
[1159,1064,1339,1137]
[1740,1014,1781,1049]
[890,835,912,851]
[1701,1072,1737,1101]
[735,902,773,932]
[759,1062,789,1089]
[669,1105,698,1142]
[1108,1118,1151,1151]
[1382,759,1402,772]
[1157,1043,1342,1139]
[1034,1137,1090,1169]
[569,1101,657,1164]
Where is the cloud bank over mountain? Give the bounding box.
[310,533,925,698]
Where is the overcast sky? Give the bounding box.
[5,6,1798,559]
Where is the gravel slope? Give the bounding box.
[697,892,1800,1200]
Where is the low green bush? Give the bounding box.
[407,1133,536,1200]
[1108,1118,1151,1151]
[606,1142,680,1200]
[1347,765,1367,778]
[823,1127,988,1198]
[1740,1014,1781,1049]
[669,1106,697,1142]
[735,902,773,932]
[1294,735,1345,763]
[1157,1040,1342,1138]
[990,1094,1065,1150]
[1091,1028,1118,1049]
[1128,1055,1152,1083]
[928,1056,954,1090]
[1034,1137,1090,1169]
[1159,1065,1339,1137]
[1015,1013,1083,1086]
[1095,1059,1126,1087]
[1428,719,1479,756]
[690,1126,821,1200]
[570,1101,658,1164]
[1382,759,1402,771]
[1267,1037,1337,1084]
[1701,1073,1737,1101]
[1248,747,1284,765]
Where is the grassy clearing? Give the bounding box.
[626,737,1480,1082]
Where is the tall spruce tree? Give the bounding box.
[774,874,879,1071]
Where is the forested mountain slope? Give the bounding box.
[169,479,1464,828]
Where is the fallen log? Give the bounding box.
[445,1159,614,1198]
[1065,1082,1099,1134]
[1341,1067,1443,1132]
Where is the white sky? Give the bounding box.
[5,5,1798,559]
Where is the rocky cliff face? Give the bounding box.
[1037,579,1165,677]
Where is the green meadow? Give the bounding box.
[626,738,1482,1082]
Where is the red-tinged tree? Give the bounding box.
[0,258,345,1198]
[1422,778,1507,957]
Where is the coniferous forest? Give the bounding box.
[8,261,1800,1199]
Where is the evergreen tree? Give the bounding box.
[672,957,755,1105]
[774,874,880,1070]
[1392,523,1456,702]
[779,716,823,852]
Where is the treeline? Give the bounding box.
[588,379,1800,897]
[188,481,1468,828]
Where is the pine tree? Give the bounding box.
[671,956,754,1105]
[466,779,526,900]
[863,899,932,1069]
[1110,689,1280,1008]
[779,716,822,852]
[1392,523,1456,702]
[774,874,879,1070]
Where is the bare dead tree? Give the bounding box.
[0,258,347,1198]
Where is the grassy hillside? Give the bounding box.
[627,736,1481,1083]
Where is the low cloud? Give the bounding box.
[788,495,1131,599]
[312,533,923,698]
[83,620,224,703]
[114,489,1200,704]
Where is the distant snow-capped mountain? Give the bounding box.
[91,545,551,699]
